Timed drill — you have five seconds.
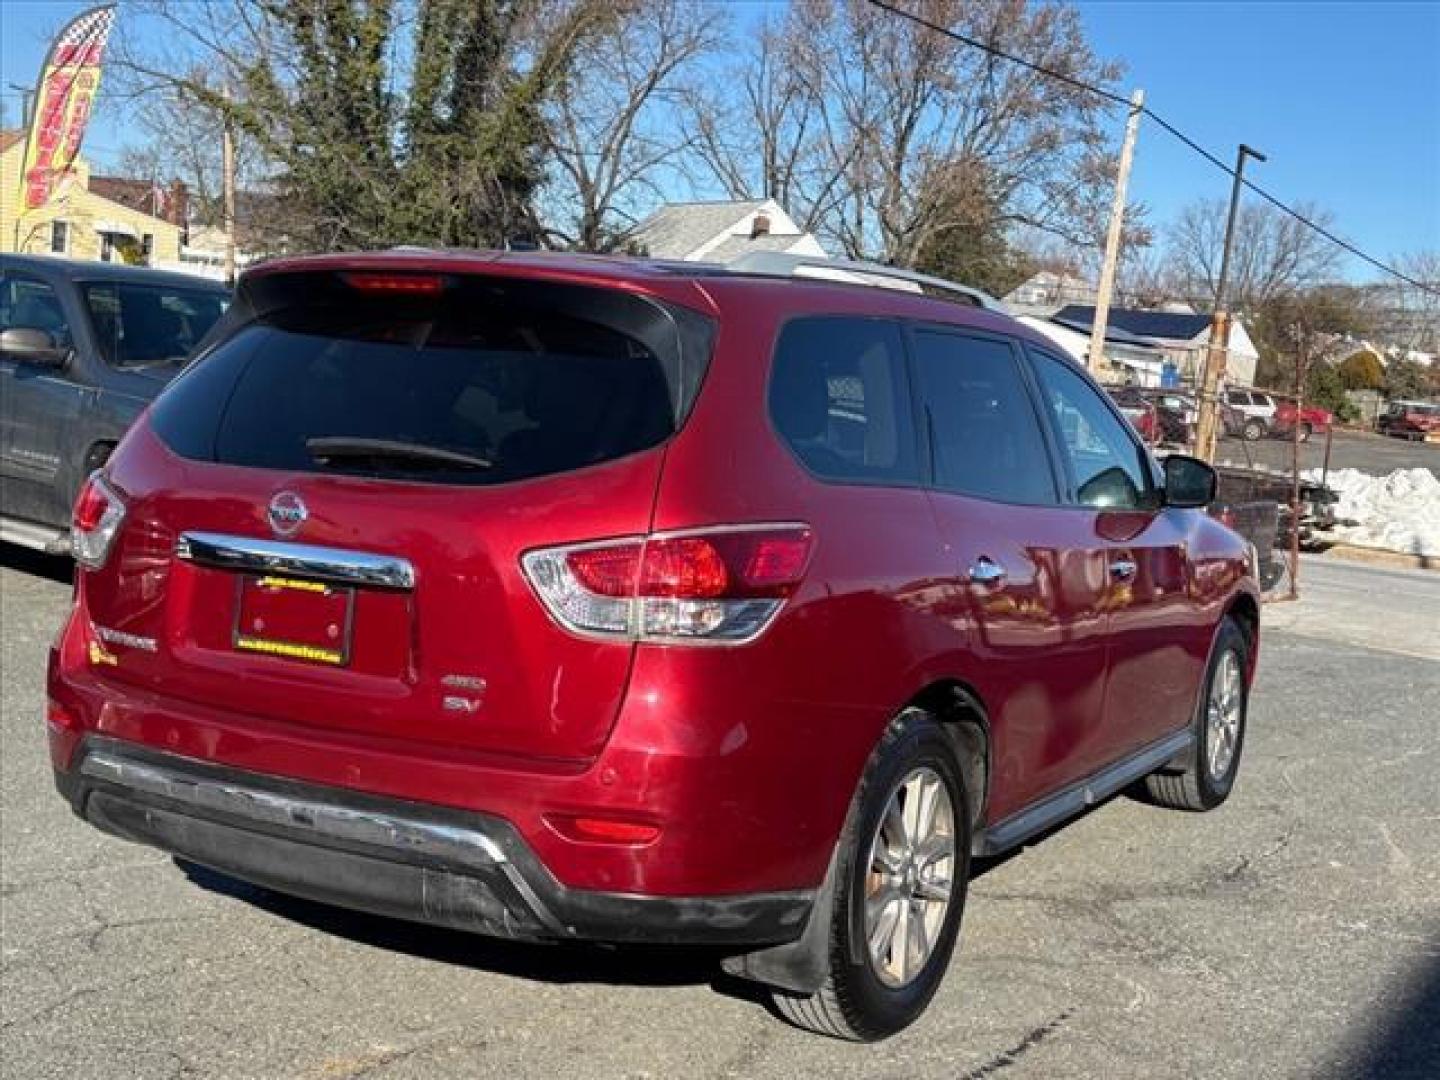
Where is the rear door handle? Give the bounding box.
[968,556,1007,586]
[1109,558,1138,581]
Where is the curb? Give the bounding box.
[1318,544,1438,572]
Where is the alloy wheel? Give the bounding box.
[1206,650,1243,781]
[863,767,957,988]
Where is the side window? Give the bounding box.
[0,275,73,349]
[911,330,1056,504]
[1029,350,1154,510]
[769,317,918,485]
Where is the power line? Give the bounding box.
[863,0,1440,298]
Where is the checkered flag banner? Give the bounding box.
[53,5,117,66]
[18,5,118,210]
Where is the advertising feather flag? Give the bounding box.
[18,5,118,210]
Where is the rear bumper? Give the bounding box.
[55,736,813,947]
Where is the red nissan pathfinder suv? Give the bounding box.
[49,250,1259,1040]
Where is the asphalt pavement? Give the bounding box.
[2,548,1437,1079]
[1215,428,1439,478]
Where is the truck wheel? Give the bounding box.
[1145,617,1250,812]
[1297,423,1312,443]
[772,708,969,1041]
[1242,419,1265,442]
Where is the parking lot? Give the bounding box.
[1216,429,1439,478]
[2,548,1437,1079]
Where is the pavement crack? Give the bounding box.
[960,1009,1073,1078]
[1222,826,1296,882]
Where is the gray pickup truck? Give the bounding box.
[1,254,229,553]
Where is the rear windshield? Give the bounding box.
[149,271,713,486]
[83,282,229,368]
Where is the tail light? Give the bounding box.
[521,524,813,644]
[71,472,126,569]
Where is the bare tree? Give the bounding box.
[682,0,1124,267]
[1391,249,1440,355]
[116,71,271,233]
[1168,198,1343,314]
[540,0,727,251]
[1117,245,1178,309]
[679,6,837,231]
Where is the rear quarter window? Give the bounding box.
[149,272,712,486]
[767,316,919,486]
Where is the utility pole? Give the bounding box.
[1088,88,1145,376]
[7,83,35,126]
[1288,343,1304,600]
[1194,143,1267,460]
[221,100,237,287]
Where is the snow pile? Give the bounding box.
[1305,467,1440,557]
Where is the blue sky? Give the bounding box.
[3,0,1437,281]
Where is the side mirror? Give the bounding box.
[1163,454,1216,508]
[0,327,65,367]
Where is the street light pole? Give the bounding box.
[1194,143,1267,461]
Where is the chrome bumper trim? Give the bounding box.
[79,750,505,868]
[176,530,416,591]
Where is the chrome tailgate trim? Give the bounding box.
[176,530,416,590]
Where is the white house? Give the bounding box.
[1050,305,1260,387]
[627,199,826,263]
[1003,270,1098,315]
[1017,315,1168,387]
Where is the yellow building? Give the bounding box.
[1,129,185,264]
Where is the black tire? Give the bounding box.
[772,708,971,1041]
[1145,617,1251,811]
[1297,422,1312,443]
[1242,419,1265,442]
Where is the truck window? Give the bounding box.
[0,275,73,352]
[84,282,228,369]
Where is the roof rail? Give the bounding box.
[726,251,1008,312]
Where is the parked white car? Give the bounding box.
[1224,389,1278,441]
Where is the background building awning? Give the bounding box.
[93,220,138,238]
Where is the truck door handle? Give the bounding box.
[1109,558,1138,581]
[968,556,1007,586]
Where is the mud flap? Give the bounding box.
[720,843,839,995]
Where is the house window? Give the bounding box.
[100,234,115,262]
[141,234,154,265]
[50,221,68,254]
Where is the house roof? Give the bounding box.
[1038,315,1161,350]
[628,199,770,259]
[1053,304,1211,343]
[1,129,26,154]
[702,231,806,263]
[88,175,182,223]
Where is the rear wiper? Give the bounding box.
[305,437,492,470]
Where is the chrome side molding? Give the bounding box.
[79,750,506,868]
[176,530,416,591]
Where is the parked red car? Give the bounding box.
[1377,399,1440,440]
[49,251,1260,1040]
[1270,401,1333,442]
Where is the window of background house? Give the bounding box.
[50,221,68,254]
